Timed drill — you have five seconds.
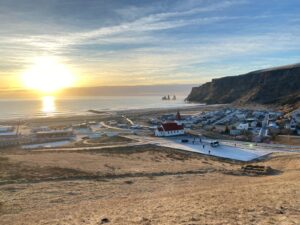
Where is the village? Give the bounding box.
[0,106,299,161]
[149,107,300,145]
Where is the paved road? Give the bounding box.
[100,121,131,131]
[122,115,134,125]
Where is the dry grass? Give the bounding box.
[273,135,300,146]
[0,145,232,184]
[0,145,299,225]
[67,135,136,148]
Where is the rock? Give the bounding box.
[241,165,277,175]
[140,217,151,225]
[124,180,133,184]
[99,218,110,224]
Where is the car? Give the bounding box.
[210,141,219,147]
[181,139,189,143]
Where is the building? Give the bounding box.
[290,119,297,131]
[175,111,182,120]
[0,133,19,148]
[0,125,14,133]
[155,122,184,137]
[160,114,175,121]
[230,129,241,136]
[72,123,90,129]
[268,121,279,129]
[293,111,300,123]
[246,118,257,128]
[235,113,246,120]
[237,123,249,130]
[31,126,49,133]
[35,130,74,139]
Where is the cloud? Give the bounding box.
[1,0,300,87]
[4,0,246,50]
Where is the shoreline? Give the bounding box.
[0,103,219,124]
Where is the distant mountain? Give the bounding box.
[186,63,300,106]
[61,84,195,97]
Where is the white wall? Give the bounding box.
[155,129,184,137]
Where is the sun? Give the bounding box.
[22,56,75,94]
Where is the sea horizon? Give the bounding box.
[0,95,201,121]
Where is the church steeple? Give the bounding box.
[176,110,182,120]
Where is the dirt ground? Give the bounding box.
[273,135,300,146]
[67,136,136,148]
[0,145,299,225]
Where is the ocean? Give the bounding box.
[0,95,200,120]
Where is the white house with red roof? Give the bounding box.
[154,122,185,137]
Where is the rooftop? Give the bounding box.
[158,122,184,132]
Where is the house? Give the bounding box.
[250,121,257,128]
[246,118,257,128]
[160,114,175,121]
[237,123,249,130]
[0,132,20,148]
[268,121,279,129]
[0,125,14,133]
[284,120,291,129]
[31,126,49,133]
[290,119,297,130]
[293,111,300,123]
[149,118,160,125]
[235,113,246,120]
[0,131,18,139]
[155,122,184,137]
[252,111,266,118]
[117,124,128,128]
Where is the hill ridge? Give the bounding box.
[186,63,300,106]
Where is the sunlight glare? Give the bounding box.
[22,56,75,94]
[42,96,56,113]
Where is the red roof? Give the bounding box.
[158,122,184,131]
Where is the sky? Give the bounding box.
[1,0,300,90]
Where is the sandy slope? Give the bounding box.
[0,146,299,225]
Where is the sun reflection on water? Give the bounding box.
[42,96,56,114]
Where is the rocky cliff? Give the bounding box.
[186,63,300,106]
